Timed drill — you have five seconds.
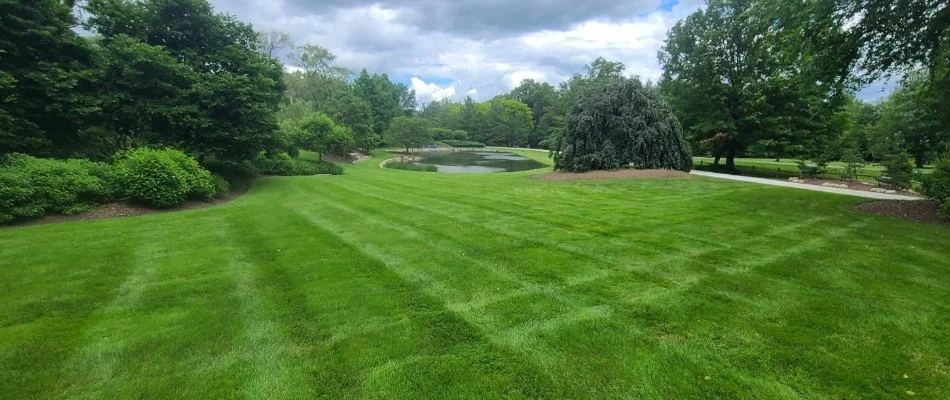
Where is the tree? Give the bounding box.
[509,79,559,148]
[354,69,414,135]
[256,30,292,58]
[659,0,853,168]
[291,44,349,78]
[0,0,98,157]
[385,117,432,152]
[874,72,944,167]
[90,35,198,154]
[325,88,376,153]
[85,0,285,162]
[296,113,354,159]
[553,78,692,172]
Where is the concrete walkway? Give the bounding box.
[690,170,921,200]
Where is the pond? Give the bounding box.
[416,151,547,173]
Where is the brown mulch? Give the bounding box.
[530,169,690,181]
[855,200,948,225]
[5,178,252,228]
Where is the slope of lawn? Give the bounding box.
[1,151,948,399]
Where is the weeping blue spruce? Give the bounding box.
[553,78,692,172]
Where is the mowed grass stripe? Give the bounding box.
[283,184,613,378]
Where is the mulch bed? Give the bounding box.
[530,169,690,181]
[855,200,948,225]
[5,178,252,228]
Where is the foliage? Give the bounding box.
[0,0,98,157]
[353,69,416,135]
[839,142,864,180]
[85,0,285,162]
[210,174,231,198]
[0,154,118,222]
[879,151,915,189]
[385,117,432,151]
[509,79,559,147]
[553,78,692,172]
[872,71,945,167]
[441,140,485,148]
[91,35,198,154]
[250,151,343,176]
[384,161,438,172]
[115,147,216,208]
[659,0,853,168]
[920,156,950,218]
[295,113,355,158]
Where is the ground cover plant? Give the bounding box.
[1,151,948,399]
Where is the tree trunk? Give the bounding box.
[714,155,721,166]
[725,140,737,170]
[915,158,925,168]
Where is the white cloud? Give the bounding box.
[222,0,864,101]
[410,77,457,103]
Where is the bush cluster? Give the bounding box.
[920,157,950,219]
[385,161,438,172]
[250,152,343,176]
[115,147,223,208]
[442,140,486,148]
[1,145,350,223]
[0,154,119,222]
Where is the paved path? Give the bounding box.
[690,170,921,201]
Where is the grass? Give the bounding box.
[383,161,438,172]
[694,157,934,183]
[2,150,949,399]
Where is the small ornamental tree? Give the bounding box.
[553,78,692,172]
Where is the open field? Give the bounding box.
[2,151,948,399]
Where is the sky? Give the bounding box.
[209,0,894,104]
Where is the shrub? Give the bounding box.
[202,158,257,179]
[0,154,118,222]
[442,140,486,148]
[115,147,215,208]
[385,161,438,172]
[251,151,343,176]
[251,151,295,176]
[920,157,950,219]
[880,151,914,189]
[210,174,231,198]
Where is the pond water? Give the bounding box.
[417,151,547,173]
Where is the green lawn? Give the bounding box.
[2,151,949,399]
[693,157,934,182]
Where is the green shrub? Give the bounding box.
[210,174,231,198]
[251,151,343,176]
[202,158,257,179]
[880,152,914,189]
[920,158,950,201]
[0,154,118,222]
[921,157,950,219]
[385,161,438,172]
[442,140,486,148]
[250,151,295,175]
[115,147,215,208]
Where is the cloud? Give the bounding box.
[410,77,456,103]
[209,0,887,102]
